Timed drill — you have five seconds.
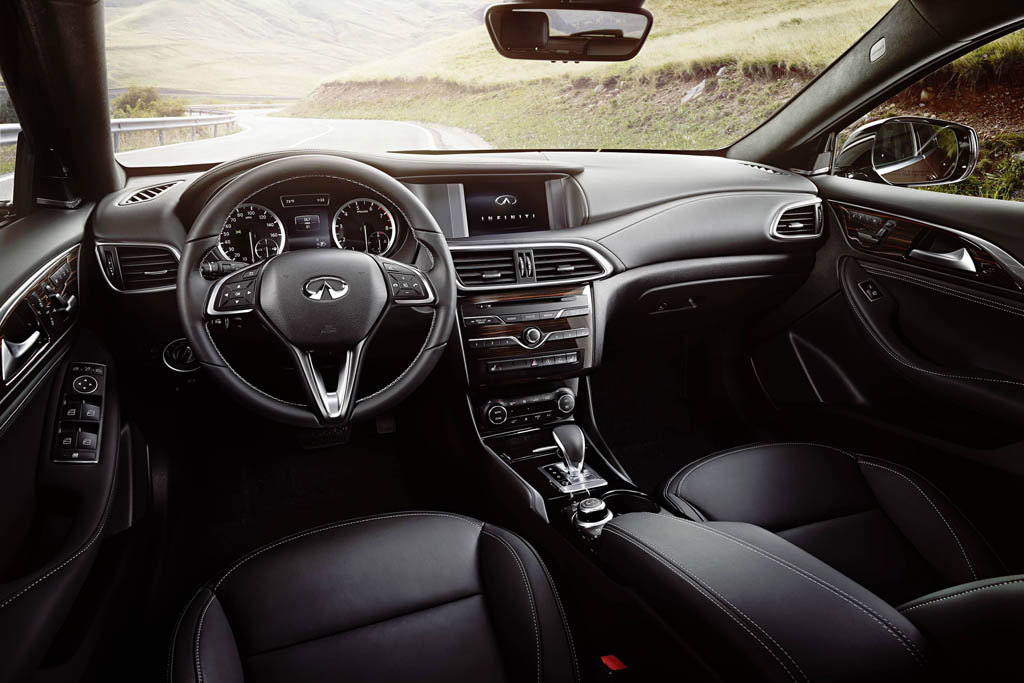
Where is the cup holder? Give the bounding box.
[602,489,660,515]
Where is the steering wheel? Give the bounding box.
[177,154,457,428]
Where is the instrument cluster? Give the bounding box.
[216,185,403,265]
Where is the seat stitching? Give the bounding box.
[530,546,580,682]
[193,592,217,683]
[900,579,1024,613]
[168,588,205,683]
[481,529,541,683]
[859,461,977,581]
[603,527,802,683]
[213,512,483,590]
[673,520,926,664]
[847,283,1024,387]
[245,592,485,658]
[863,266,1024,318]
[673,442,859,496]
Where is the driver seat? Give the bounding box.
[170,512,577,683]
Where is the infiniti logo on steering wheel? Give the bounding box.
[303,276,349,301]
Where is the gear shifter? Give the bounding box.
[553,424,586,478]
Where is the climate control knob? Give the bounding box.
[521,326,543,345]
[486,403,509,426]
[555,390,576,414]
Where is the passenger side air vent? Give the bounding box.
[96,244,180,292]
[533,247,604,282]
[451,243,611,289]
[772,202,823,239]
[452,249,518,287]
[118,181,181,206]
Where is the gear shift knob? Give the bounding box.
[553,424,586,475]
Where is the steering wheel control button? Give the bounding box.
[72,375,98,394]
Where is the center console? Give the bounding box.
[451,241,663,547]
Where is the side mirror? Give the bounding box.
[834,116,978,187]
[485,2,653,62]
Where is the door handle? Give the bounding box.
[1,330,42,382]
[908,247,977,274]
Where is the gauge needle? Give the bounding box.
[363,224,369,250]
[249,232,255,261]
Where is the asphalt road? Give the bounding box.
[0,110,488,200]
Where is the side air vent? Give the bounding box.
[450,243,611,289]
[118,181,181,206]
[452,249,518,287]
[96,243,180,292]
[533,247,604,282]
[772,201,823,239]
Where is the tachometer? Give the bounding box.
[331,199,397,255]
[218,203,286,264]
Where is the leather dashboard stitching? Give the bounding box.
[481,529,542,683]
[845,278,1024,388]
[862,265,1024,318]
[859,460,977,581]
[900,578,1024,613]
[603,526,805,683]
[675,520,926,665]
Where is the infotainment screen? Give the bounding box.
[464,181,550,235]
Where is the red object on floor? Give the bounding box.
[601,654,628,671]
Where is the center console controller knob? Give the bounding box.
[486,403,509,426]
[574,497,613,534]
[522,326,543,345]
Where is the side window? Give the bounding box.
[0,83,16,213]
[836,29,1024,203]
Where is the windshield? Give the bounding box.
[104,0,895,167]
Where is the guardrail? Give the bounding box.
[0,111,238,151]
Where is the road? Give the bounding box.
[0,110,489,200]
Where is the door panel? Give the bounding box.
[753,175,1024,461]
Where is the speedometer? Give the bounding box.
[331,199,397,255]
[218,203,286,264]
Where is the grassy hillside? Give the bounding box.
[289,0,892,150]
[104,0,485,96]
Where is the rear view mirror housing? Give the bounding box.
[834,116,979,187]
[485,2,653,62]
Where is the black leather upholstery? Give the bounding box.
[170,512,577,683]
[662,443,1003,605]
[899,575,1024,678]
[600,512,930,682]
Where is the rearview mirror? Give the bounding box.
[834,116,978,187]
[485,2,653,62]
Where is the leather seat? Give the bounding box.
[170,512,577,683]
[661,442,1003,604]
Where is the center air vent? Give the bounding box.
[533,247,604,282]
[96,244,180,292]
[772,201,823,239]
[452,249,518,287]
[739,162,782,175]
[451,243,610,289]
[118,181,181,206]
